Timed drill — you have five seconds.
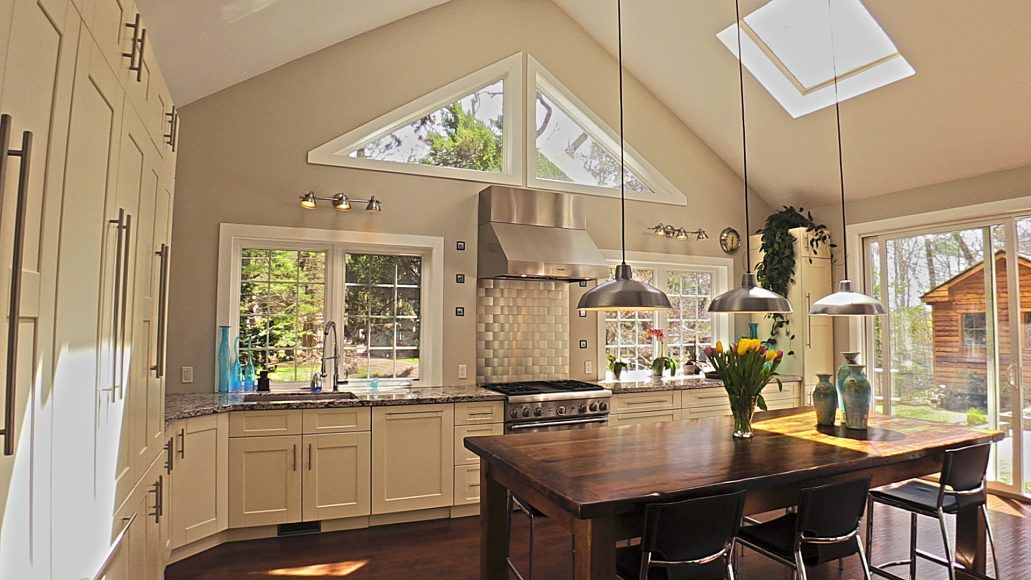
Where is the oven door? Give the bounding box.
[505,416,608,434]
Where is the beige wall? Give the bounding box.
[813,163,1031,358]
[167,0,766,393]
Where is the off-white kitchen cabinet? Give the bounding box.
[372,404,455,514]
[228,434,303,527]
[452,402,504,508]
[171,414,228,548]
[613,380,804,425]
[302,432,372,520]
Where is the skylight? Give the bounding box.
[717,0,914,118]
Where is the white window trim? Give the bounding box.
[217,223,445,388]
[307,53,525,186]
[526,56,687,205]
[594,249,732,379]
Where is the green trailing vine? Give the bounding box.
[755,206,833,354]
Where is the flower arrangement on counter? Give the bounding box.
[704,338,785,438]
[646,328,677,378]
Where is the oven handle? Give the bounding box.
[509,416,608,430]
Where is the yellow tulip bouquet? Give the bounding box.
[704,338,784,438]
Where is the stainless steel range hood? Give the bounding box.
[477,186,609,281]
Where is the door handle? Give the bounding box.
[135,28,146,83]
[151,244,169,377]
[292,444,298,471]
[108,208,126,400]
[164,107,178,151]
[0,114,32,456]
[164,436,174,473]
[177,427,185,459]
[122,14,141,74]
[118,213,131,398]
[148,475,163,523]
[307,443,313,471]
[806,292,812,348]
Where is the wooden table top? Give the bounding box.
[466,408,1003,519]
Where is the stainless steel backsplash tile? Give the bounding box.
[476,279,569,384]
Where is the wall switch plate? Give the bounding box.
[181,366,194,383]
[579,280,588,287]
[584,360,593,375]
[455,307,465,317]
[458,364,468,380]
[456,274,465,284]
[579,340,588,349]
[578,309,587,318]
[456,241,466,251]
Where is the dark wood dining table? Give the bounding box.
[466,407,1003,579]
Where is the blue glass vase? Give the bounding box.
[836,351,860,412]
[217,326,232,393]
[230,338,242,392]
[243,356,256,392]
[747,322,759,340]
[842,364,872,430]
[812,373,838,426]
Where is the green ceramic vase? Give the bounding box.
[842,364,872,430]
[836,352,860,411]
[812,373,837,426]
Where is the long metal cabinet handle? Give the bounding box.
[164,437,174,473]
[307,443,312,470]
[151,244,169,377]
[164,107,178,151]
[135,28,146,83]
[292,444,298,471]
[806,292,812,348]
[108,209,125,399]
[119,213,131,397]
[509,417,608,430]
[93,513,136,580]
[122,14,141,72]
[0,115,31,456]
[148,476,162,523]
[177,427,185,458]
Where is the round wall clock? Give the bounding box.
[719,227,741,254]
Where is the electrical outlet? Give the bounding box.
[584,360,593,375]
[181,366,194,384]
[458,364,468,380]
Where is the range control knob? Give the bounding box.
[579,403,588,414]
[557,405,566,415]
[510,409,519,418]
[521,407,531,417]
[533,406,543,417]
[589,402,599,412]
[599,401,609,412]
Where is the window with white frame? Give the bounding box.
[222,225,443,388]
[599,258,728,378]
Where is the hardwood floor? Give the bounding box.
[166,495,1030,579]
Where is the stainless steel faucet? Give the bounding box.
[310,321,344,392]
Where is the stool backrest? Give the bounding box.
[641,490,746,566]
[941,443,991,493]
[797,477,871,542]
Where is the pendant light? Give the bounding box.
[707,0,791,314]
[810,0,885,316]
[577,0,671,312]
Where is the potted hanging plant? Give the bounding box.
[647,329,677,378]
[607,354,628,381]
[705,339,784,438]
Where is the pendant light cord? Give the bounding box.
[733,0,751,269]
[827,0,848,275]
[617,0,627,265]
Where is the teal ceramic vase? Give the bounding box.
[748,322,759,340]
[836,352,860,412]
[217,325,232,394]
[842,364,872,430]
[812,373,838,426]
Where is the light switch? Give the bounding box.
[181,366,194,384]
[584,360,593,375]
[458,364,468,380]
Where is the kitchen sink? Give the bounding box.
[242,391,357,403]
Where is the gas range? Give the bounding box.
[483,380,611,431]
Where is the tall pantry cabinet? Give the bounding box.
[0,0,178,577]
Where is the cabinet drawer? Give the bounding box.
[453,464,481,506]
[613,409,682,426]
[764,381,801,402]
[302,407,371,434]
[455,423,504,465]
[229,410,302,437]
[683,406,732,419]
[455,401,504,425]
[683,387,730,409]
[612,390,679,413]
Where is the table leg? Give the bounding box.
[954,505,986,579]
[480,464,510,580]
[573,516,616,579]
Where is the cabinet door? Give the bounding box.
[0,1,75,577]
[171,415,222,547]
[372,405,454,514]
[229,434,302,528]
[800,257,834,387]
[302,432,371,521]
[142,460,166,580]
[82,0,136,85]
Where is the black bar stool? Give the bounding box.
[506,492,575,580]
[616,490,747,580]
[867,443,999,580]
[737,478,872,580]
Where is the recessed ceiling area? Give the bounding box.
[136,0,451,105]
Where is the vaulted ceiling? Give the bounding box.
[141,0,1031,209]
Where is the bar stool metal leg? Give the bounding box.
[937,508,956,580]
[981,504,1000,577]
[856,537,872,580]
[909,513,917,579]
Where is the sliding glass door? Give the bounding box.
[865,217,1027,496]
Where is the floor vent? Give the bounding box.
[278,521,321,536]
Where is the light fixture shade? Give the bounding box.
[696,230,709,241]
[366,196,382,212]
[578,264,672,311]
[299,191,317,209]
[708,272,792,314]
[332,193,351,211]
[810,279,885,316]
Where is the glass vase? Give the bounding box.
[217,325,232,394]
[836,351,860,412]
[812,373,838,426]
[729,394,758,438]
[842,364,872,430]
[230,337,242,392]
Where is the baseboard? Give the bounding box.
[451,504,480,518]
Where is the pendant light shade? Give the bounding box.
[708,273,792,314]
[577,0,671,312]
[808,0,885,317]
[706,0,791,316]
[578,264,672,311]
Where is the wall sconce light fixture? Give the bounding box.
[298,191,382,212]
[651,223,708,241]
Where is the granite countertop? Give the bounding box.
[602,374,804,394]
[165,386,503,425]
